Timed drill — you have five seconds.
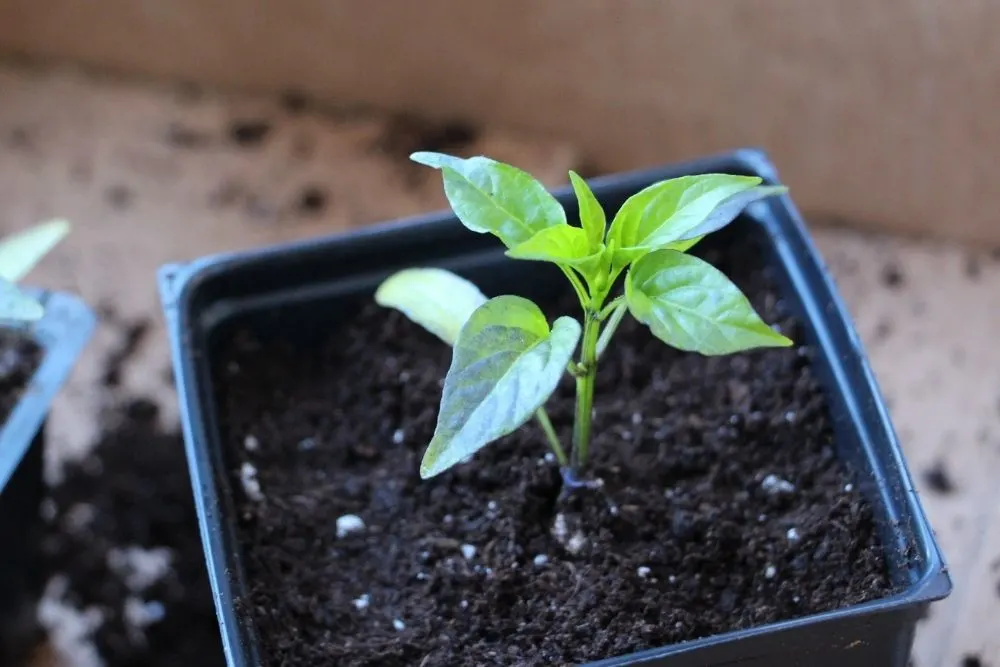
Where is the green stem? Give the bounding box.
[570,309,601,473]
[597,295,625,321]
[534,408,568,466]
[559,266,589,307]
[596,301,628,359]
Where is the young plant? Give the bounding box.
[0,219,70,322]
[376,153,791,487]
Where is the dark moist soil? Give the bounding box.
[216,243,894,666]
[40,398,224,667]
[0,329,42,423]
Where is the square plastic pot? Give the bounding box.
[159,148,951,667]
[0,290,96,662]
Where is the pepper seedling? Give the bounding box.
[376,154,791,488]
[0,219,70,322]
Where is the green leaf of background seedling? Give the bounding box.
[606,174,763,268]
[0,219,70,282]
[505,225,604,285]
[625,249,792,355]
[421,295,581,478]
[411,152,566,249]
[568,171,606,251]
[0,279,44,321]
[375,268,487,346]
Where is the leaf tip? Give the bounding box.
[42,217,71,235]
[373,270,404,306]
[419,454,443,480]
[774,332,794,347]
[409,151,443,168]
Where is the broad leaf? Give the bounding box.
[671,185,787,243]
[664,236,704,253]
[421,296,581,478]
[0,279,44,321]
[374,268,487,346]
[0,219,70,282]
[568,171,606,251]
[411,152,566,249]
[625,249,792,355]
[505,225,604,284]
[607,174,762,268]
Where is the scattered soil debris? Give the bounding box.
[281,90,308,114]
[922,460,955,495]
[5,126,32,150]
[105,185,134,210]
[101,318,152,388]
[296,186,328,215]
[372,114,479,162]
[965,255,982,280]
[873,320,893,342]
[165,123,212,149]
[881,263,905,289]
[229,120,272,147]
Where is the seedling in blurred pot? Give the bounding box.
[376,153,791,490]
[0,219,70,322]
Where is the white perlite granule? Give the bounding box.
[761,474,795,495]
[336,514,366,538]
[124,596,166,629]
[37,575,104,667]
[239,462,264,501]
[107,545,173,592]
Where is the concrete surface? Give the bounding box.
[0,62,995,667]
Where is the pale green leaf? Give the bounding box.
[607,174,761,268]
[671,185,787,243]
[568,171,606,251]
[411,152,566,248]
[374,268,487,346]
[421,296,581,478]
[625,249,792,355]
[0,219,70,282]
[0,279,44,321]
[505,225,604,283]
[664,236,704,253]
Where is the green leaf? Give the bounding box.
[421,295,581,478]
[625,249,792,355]
[505,225,604,283]
[411,152,566,249]
[0,219,70,282]
[670,185,787,243]
[607,174,764,267]
[568,171,606,251]
[374,268,487,346]
[664,236,704,253]
[0,279,44,321]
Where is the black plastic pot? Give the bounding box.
[160,148,951,667]
[0,290,96,662]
